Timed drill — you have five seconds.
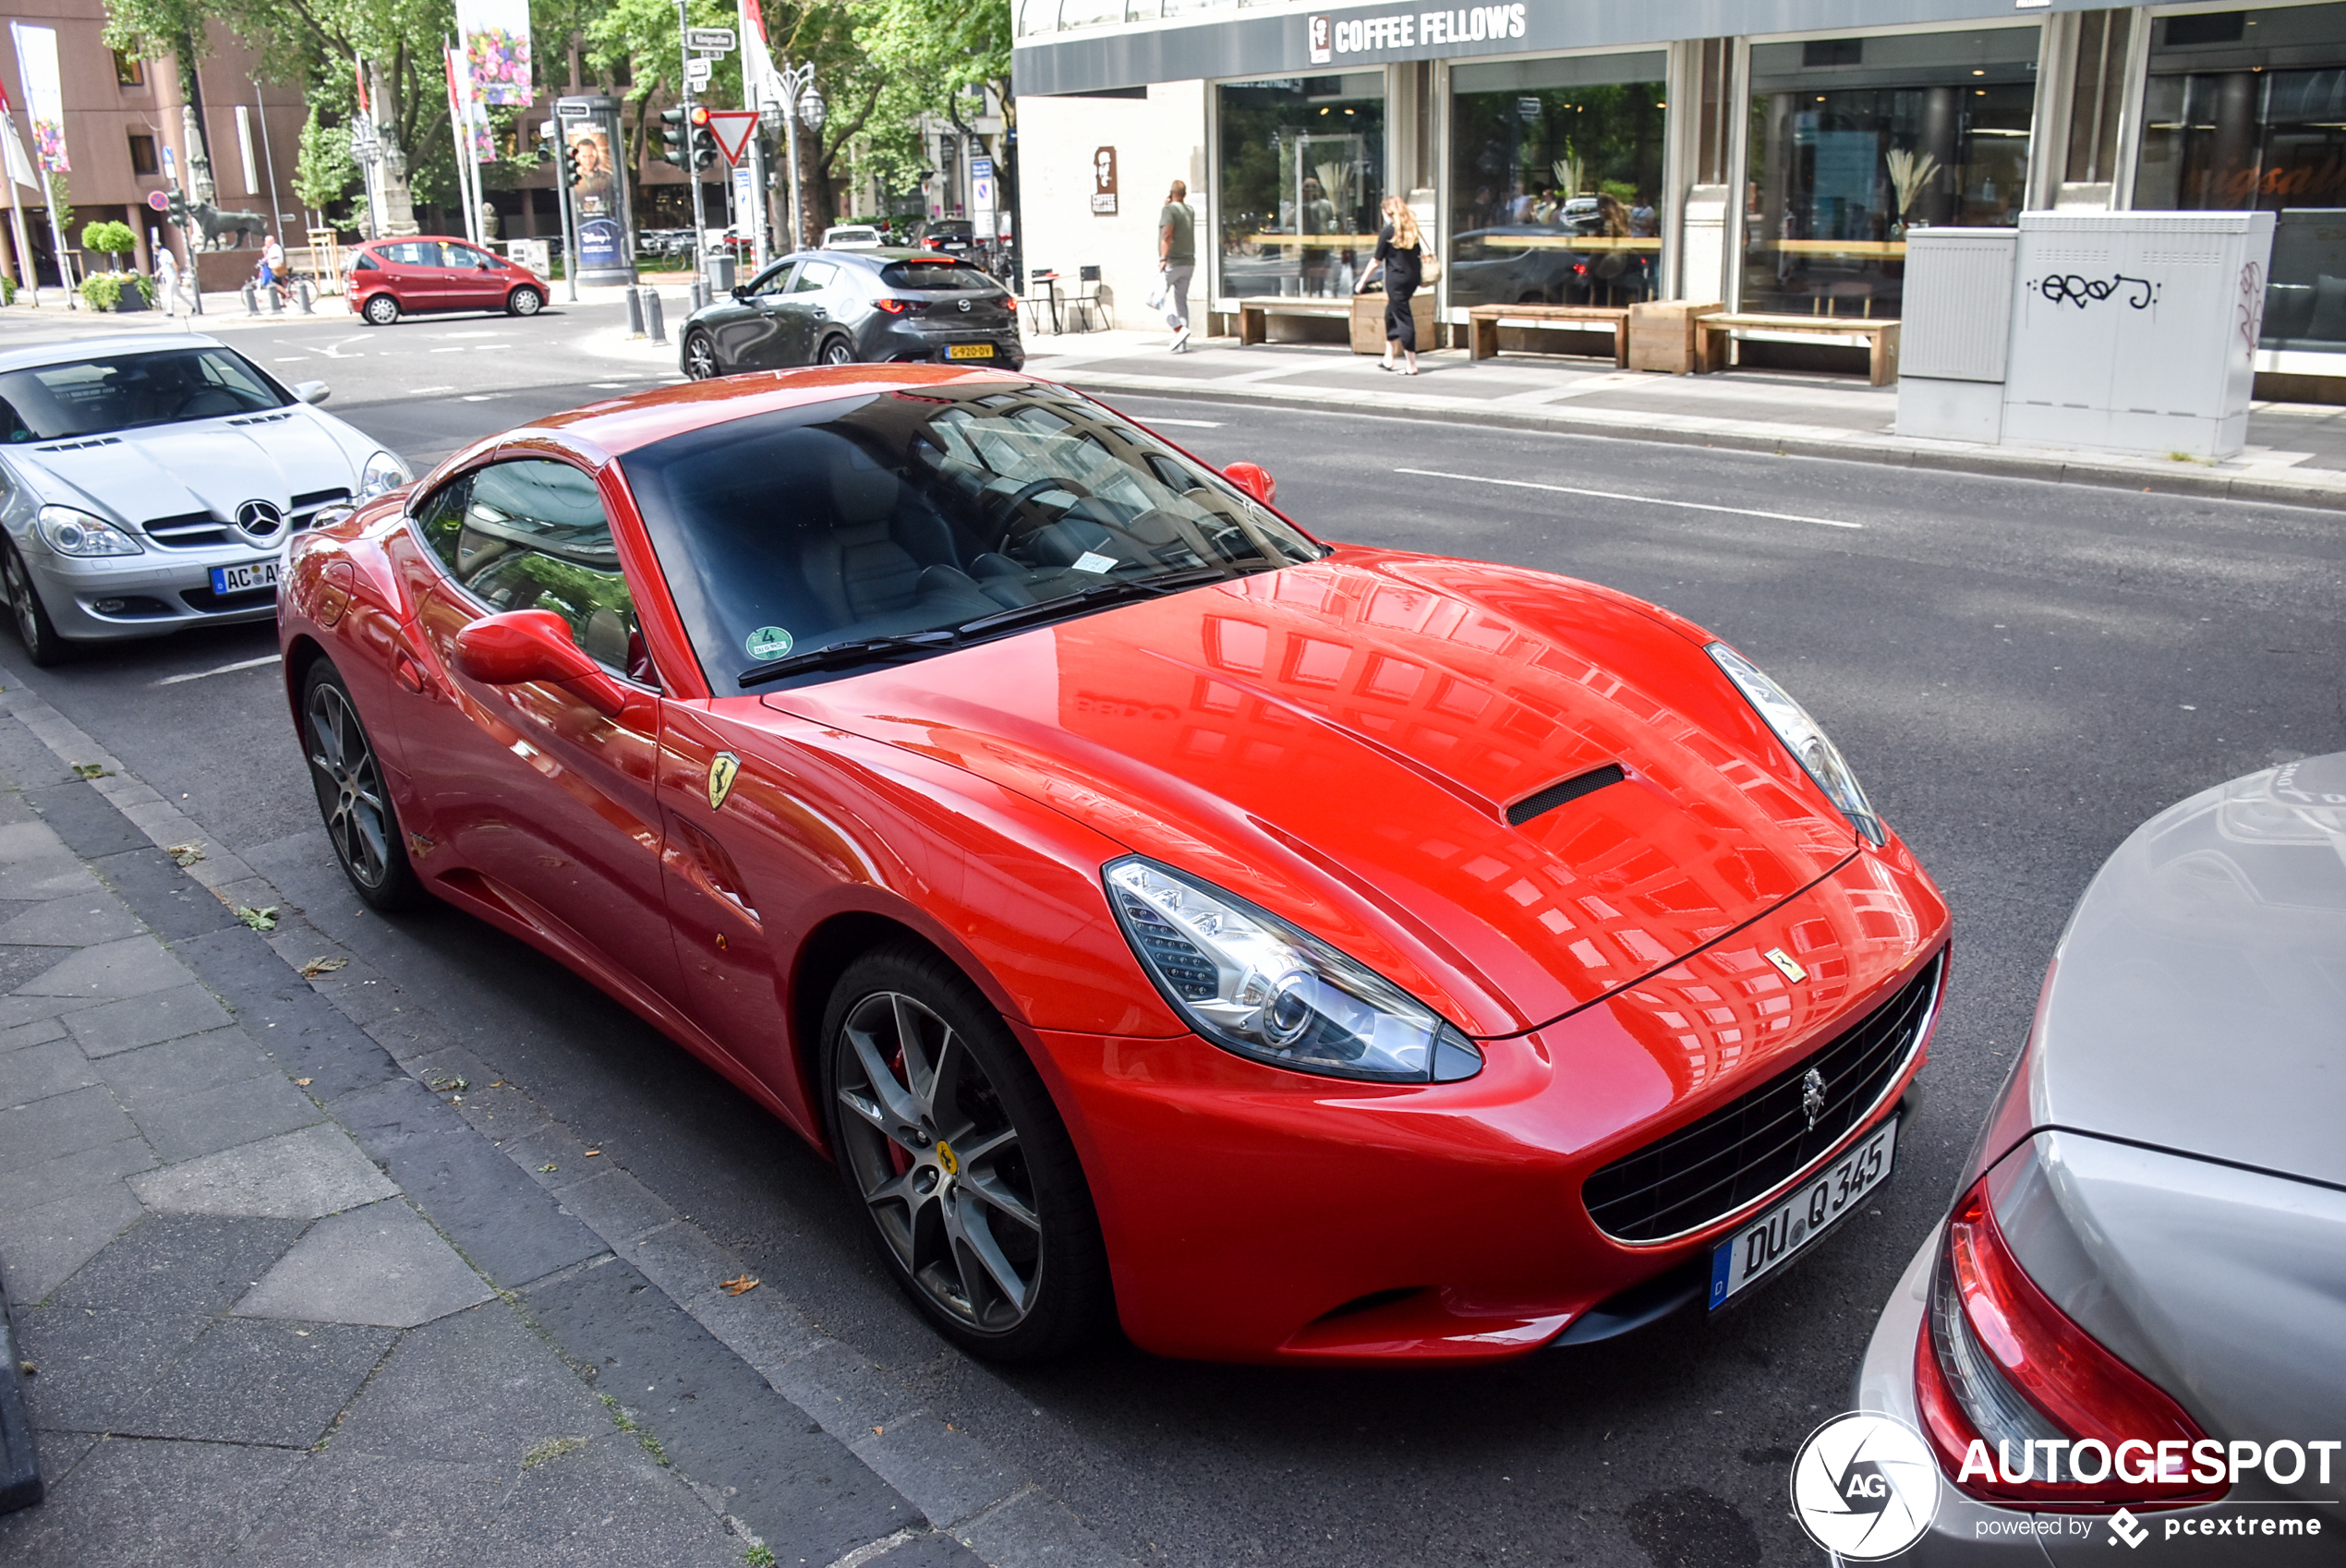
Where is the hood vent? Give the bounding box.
[1506,763,1626,827]
[225,411,296,427]
[35,436,122,452]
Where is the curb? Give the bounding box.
[1056,368,2346,514]
[0,1250,38,1515]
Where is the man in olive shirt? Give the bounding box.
[1158,179,1195,352]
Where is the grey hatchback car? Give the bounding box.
[679,248,1022,379]
[1849,754,2346,1562]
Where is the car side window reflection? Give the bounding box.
[748,262,795,297]
[417,459,659,688]
[791,260,837,293]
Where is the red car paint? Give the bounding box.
[345,234,550,321]
[280,364,1950,1364]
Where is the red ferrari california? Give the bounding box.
[279,366,1949,1364]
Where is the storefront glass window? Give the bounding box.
[1448,53,1666,308]
[2133,4,2346,352]
[1745,29,2038,319]
[1215,75,1386,298]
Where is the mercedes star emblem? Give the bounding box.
[1801,1067,1828,1132]
[957,297,972,312]
[236,500,285,537]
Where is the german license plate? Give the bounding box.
[1709,1117,1897,1309]
[947,343,995,359]
[209,560,281,595]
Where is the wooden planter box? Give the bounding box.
[1627,301,1725,373]
[1349,289,1438,354]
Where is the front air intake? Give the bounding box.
[1506,763,1626,826]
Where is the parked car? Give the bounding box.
[820,224,884,250]
[911,218,975,256]
[280,363,1947,1363]
[0,334,406,664]
[345,235,550,325]
[1850,754,2346,1562]
[678,248,1022,378]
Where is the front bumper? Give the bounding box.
[28,540,282,642]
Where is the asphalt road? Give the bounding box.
[4,356,2340,1568]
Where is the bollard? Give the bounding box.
[267,283,283,315]
[240,281,259,316]
[646,290,667,344]
[624,286,646,339]
[296,281,313,315]
[692,277,709,312]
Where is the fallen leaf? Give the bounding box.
[872,1426,885,1436]
[538,1164,558,1174]
[236,905,280,932]
[720,1274,760,1297]
[166,842,205,867]
[299,955,348,979]
[18,1360,34,1377]
[429,1077,468,1093]
[294,1078,313,1087]
[294,1329,310,1337]
[71,763,112,780]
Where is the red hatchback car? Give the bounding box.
[347,235,549,326]
[278,366,1950,1364]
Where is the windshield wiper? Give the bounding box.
[946,565,1237,640]
[737,629,964,689]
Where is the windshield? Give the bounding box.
[621,382,1322,688]
[0,347,289,441]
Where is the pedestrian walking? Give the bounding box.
[1358,195,1425,375]
[154,247,186,320]
[1157,179,1195,353]
[256,233,286,308]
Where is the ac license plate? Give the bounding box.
[947,343,995,359]
[1708,1117,1897,1309]
[209,560,281,595]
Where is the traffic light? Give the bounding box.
[688,106,718,171]
[659,106,690,172]
[164,188,189,225]
[562,140,584,186]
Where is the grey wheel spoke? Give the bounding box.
[843,1021,920,1131]
[960,1168,1038,1233]
[864,1167,921,1214]
[952,1125,1017,1167]
[894,995,944,1116]
[836,1084,901,1141]
[947,1193,1032,1314]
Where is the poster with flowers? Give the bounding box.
[7,23,69,173]
[454,0,533,108]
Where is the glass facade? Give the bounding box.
[1215,75,1387,298]
[2133,4,2346,352]
[1447,52,1667,308]
[1744,29,2038,319]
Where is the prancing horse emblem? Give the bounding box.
[1801,1067,1828,1131]
[707,752,741,811]
[1765,947,1808,984]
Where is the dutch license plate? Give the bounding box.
[1709,1117,1897,1309]
[947,343,995,359]
[209,561,281,595]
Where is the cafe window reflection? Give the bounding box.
[1448,52,1667,309]
[1744,29,2038,320]
[1215,75,1386,298]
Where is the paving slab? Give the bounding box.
[119,1317,394,1448]
[97,1027,276,1102]
[49,1212,306,1312]
[0,1015,67,1055]
[0,1085,139,1176]
[321,1299,609,1465]
[129,1124,397,1221]
[125,1072,323,1164]
[234,1199,495,1329]
[0,1178,142,1307]
[0,1432,305,1567]
[10,1299,223,1433]
[13,935,188,1001]
[64,983,237,1056]
[0,1039,98,1108]
[0,1137,157,1217]
[0,895,145,948]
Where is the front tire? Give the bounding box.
[1,539,70,667]
[683,331,720,380]
[821,943,1110,1362]
[301,660,424,913]
[360,292,400,326]
[506,285,543,317]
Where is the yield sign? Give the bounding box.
[703,110,760,165]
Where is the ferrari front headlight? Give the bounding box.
[1707,642,1883,844]
[1105,857,1482,1083]
[358,449,412,498]
[34,505,143,558]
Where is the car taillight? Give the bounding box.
[875,297,911,313]
[1005,295,1019,312]
[1915,1179,2223,1509]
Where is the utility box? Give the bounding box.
[2001,211,2274,459]
[1628,300,1723,374]
[1894,228,2017,443]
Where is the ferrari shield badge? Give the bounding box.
[707,752,742,812]
[1764,947,1808,984]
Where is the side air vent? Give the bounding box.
[36,436,123,452]
[1506,763,1626,827]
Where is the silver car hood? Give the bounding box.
[13,412,364,528]
[2032,753,2346,1188]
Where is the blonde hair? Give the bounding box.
[1383,194,1421,249]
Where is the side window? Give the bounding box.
[427,460,655,686]
[446,243,493,269]
[748,261,796,297]
[791,259,837,293]
[353,252,381,271]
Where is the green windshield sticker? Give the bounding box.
[745,626,794,661]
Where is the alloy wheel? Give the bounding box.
[509,286,543,317]
[306,680,393,889]
[683,332,719,380]
[833,990,1044,1333]
[362,294,399,325]
[4,549,38,648]
[821,337,855,366]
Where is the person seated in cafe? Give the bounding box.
[1300,177,1336,296]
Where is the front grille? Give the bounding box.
[1583,950,1944,1243]
[290,488,352,531]
[145,511,230,549]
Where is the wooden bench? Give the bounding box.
[1236,296,1355,346]
[1696,312,1902,386]
[1467,304,1631,368]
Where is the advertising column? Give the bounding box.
[558,95,636,286]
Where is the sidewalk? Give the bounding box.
[0,674,1121,1565]
[1021,325,2346,513]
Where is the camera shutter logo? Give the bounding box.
[1789,1411,1940,1560]
[1309,14,1332,64]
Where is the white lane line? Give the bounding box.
[587,381,634,389]
[316,335,369,359]
[157,653,281,686]
[461,393,502,402]
[1392,467,1864,529]
[1143,416,1223,428]
[272,356,311,363]
[407,385,456,394]
[429,346,470,354]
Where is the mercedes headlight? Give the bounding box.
[1105,857,1482,1083]
[358,449,412,498]
[34,505,143,558]
[1707,642,1882,844]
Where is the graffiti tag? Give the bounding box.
[2030,273,2158,310]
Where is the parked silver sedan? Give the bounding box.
[1851,754,2346,1562]
[0,334,408,664]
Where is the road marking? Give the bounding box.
[429,346,470,353]
[1143,416,1223,428]
[433,331,501,338]
[407,385,456,394]
[316,335,369,359]
[461,393,502,402]
[1392,467,1865,529]
[157,653,281,686]
[272,356,311,363]
[587,382,634,389]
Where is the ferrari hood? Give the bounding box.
[766,548,1859,1036]
[15,412,364,529]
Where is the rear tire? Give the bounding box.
[683,331,720,380]
[818,335,856,367]
[0,539,69,668]
[301,659,425,913]
[506,285,543,317]
[360,293,400,326]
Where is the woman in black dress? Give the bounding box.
[1359,195,1424,375]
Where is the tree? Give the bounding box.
[295,103,361,225]
[854,0,1013,241]
[81,220,139,267]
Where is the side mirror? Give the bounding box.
[731,284,750,300]
[1223,462,1276,506]
[452,609,628,718]
[292,380,331,405]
